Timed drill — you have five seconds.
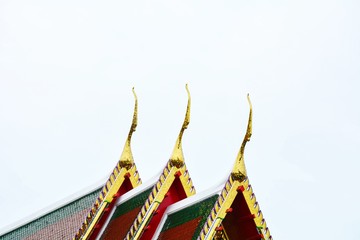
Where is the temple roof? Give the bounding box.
[153,94,272,240]
[98,84,196,240]
[0,89,272,240]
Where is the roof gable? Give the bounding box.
[222,181,262,239]
[123,162,195,240]
[197,95,272,240]
[139,172,188,239]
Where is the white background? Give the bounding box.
[1,1,359,239]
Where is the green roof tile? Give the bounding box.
[110,187,152,220]
[160,194,218,239]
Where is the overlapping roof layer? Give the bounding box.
[100,188,152,239]
[158,194,218,240]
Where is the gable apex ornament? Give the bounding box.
[119,87,138,170]
[231,94,252,181]
[169,84,191,168]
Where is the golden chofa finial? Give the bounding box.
[119,87,138,170]
[169,84,191,168]
[231,94,253,181]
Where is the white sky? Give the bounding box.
[0,0,359,239]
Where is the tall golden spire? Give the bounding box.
[74,88,142,240]
[169,84,191,168]
[231,94,252,181]
[199,95,271,240]
[123,84,195,240]
[119,87,138,170]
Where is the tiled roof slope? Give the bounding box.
[100,187,153,239]
[158,195,218,240]
[0,187,101,240]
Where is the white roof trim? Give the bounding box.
[0,176,107,236]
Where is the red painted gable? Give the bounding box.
[139,176,187,240]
